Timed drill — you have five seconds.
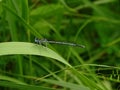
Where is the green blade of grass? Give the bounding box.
[39,78,90,90]
[3,4,42,38]
[0,42,71,67]
[0,75,90,90]
[0,81,56,90]
[0,75,26,85]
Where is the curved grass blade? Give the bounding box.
[0,42,71,67]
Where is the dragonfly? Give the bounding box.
[35,37,85,48]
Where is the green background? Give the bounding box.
[0,0,120,90]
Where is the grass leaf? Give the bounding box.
[0,42,71,67]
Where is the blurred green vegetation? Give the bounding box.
[0,0,120,90]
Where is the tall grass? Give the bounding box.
[0,0,120,90]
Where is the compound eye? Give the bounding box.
[35,37,39,44]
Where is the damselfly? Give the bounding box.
[35,38,85,48]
